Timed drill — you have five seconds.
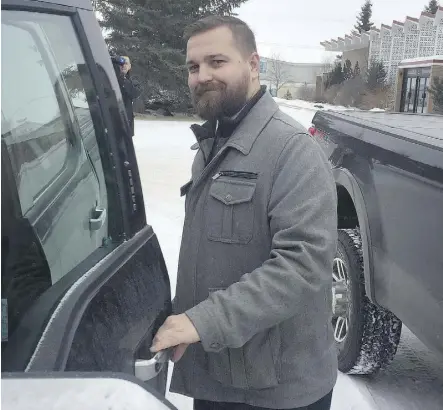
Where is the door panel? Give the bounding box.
[409,78,417,113]
[371,162,443,355]
[417,77,425,114]
[3,224,171,377]
[421,77,429,114]
[401,73,431,114]
[402,77,412,112]
[65,229,171,374]
[400,77,409,112]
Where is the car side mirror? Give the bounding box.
[2,372,178,410]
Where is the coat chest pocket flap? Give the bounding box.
[207,179,256,244]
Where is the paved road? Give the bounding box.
[344,327,443,410]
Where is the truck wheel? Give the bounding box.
[332,229,402,375]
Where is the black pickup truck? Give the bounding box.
[309,111,443,375]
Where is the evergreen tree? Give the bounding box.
[366,60,387,91]
[354,61,361,77]
[95,0,249,111]
[324,62,345,89]
[328,62,345,87]
[284,89,292,100]
[424,0,440,14]
[343,59,353,80]
[334,62,345,85]
[428,77,443,114]
[355,0,374,33]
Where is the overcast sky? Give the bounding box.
[235,0,429,63]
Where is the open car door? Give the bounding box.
[1,0,171,396]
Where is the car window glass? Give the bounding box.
[1,10,113,344]
[2,22,71,215]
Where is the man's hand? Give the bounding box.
[150,314,200,362]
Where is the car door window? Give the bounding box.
[1,10,117,343]
[2,22,73,216]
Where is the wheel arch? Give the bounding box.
[333,167,378,306]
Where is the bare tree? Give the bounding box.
[321,55,335,75]
[268,53,290,96]
[298,82,316,102]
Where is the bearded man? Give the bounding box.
[151,15,338,410]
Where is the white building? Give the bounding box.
[259,57,324,98]
[320,8,443,85]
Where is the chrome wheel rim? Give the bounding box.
[332,257,350,343]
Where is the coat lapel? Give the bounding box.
[188,91,279,193]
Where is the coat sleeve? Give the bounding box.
[185,132,338,352]
[122,77,142,100]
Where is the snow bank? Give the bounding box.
[278,105,316,130]
[273,97,360,129]
[274,97,355,112]
[273,98,387,128]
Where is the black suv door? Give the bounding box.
[1,0,171,395]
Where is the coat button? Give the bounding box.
[225,194,232,202]
[210,342,220,349]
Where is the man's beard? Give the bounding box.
[191,77,249,121]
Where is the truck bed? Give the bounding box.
[316,110,443,149]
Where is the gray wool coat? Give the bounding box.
[170,91,338,409]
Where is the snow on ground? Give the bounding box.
[133,99,443,409]
[134,120,195,292]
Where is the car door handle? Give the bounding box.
[89,207,107,231]
[135,349,171,381]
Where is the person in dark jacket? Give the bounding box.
[116,56,141,137]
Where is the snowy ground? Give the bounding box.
[133,99,443,410]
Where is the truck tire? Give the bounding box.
[333,229,402,375]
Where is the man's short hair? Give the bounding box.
[183,15,257,57]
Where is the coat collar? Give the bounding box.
[190,88,279,156]
[224,91,279,155]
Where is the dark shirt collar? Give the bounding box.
[191,85,267,143]
[217,85,267,139]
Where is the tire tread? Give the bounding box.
[339,228,402,375]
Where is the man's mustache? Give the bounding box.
[194,82,225,97]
